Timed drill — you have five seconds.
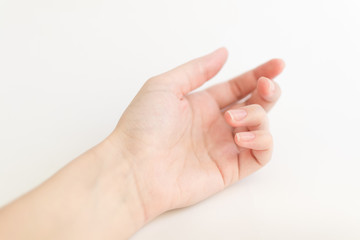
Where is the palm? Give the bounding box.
[116,48,284,213]
[171,91,242,206]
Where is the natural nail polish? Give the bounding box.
[228,109,247,121]
[236,132,255,141]
[268,79,275,93]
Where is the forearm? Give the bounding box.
[0,137,145,240]
[0,49,283,239]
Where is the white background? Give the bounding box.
[1,0,360,239]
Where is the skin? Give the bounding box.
[0,48,284,239]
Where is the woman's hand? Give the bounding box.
[109,48,285,223]
[0,48,284,240]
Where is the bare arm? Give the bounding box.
[0,48,284,239]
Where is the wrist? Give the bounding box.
[106,128,172,221]
[87,136,148,238]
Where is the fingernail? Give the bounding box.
[236,132,255,141]
[228,109,247,121]
[268,79,275,93]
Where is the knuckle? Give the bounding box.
[146,76,161,85]
[229,80,245,100]
[144,77,174,94]
[143,77,159,91]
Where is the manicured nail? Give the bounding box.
[268,79,275,93]
[236,132,255,141]
[228,109,247,121]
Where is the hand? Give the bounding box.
[110,48,285,221]
[0,48,284,240]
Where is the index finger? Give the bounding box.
[206,59,285,109]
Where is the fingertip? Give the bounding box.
[264,58,285,78]
[224,111,233,124]
[270,58,285,71]
[202,47,229,81]
[235,132,256,144]
[217,46,229,55]
[224,110,240,126]
[273,58,285,68]
[216,47,229,65]
[257,76,269,87]
[235,130,273,150]
[257,77,274,97]
[210,47,229,60]
[257,77,279,102]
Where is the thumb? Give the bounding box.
[153,47,228,97]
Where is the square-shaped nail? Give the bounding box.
[236,132,255,141]
[228,109,247,121]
